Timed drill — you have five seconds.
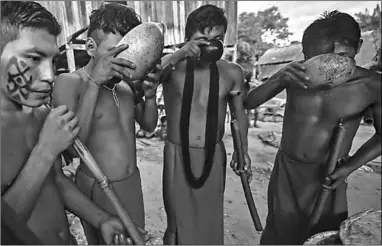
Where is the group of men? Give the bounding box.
[1,1,380,245]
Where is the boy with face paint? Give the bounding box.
[245,11,381,244]
[0,1,135,245]
[159,4,251,245]
[51,2,160,244]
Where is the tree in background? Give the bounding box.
[236,6,292,79]
[355,4,381,32]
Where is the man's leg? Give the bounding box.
[162,141,177,245]
[75,169,101,245]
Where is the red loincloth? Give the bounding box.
[163,140,227,245]
[75,166,145,245]
[260,149,349,245]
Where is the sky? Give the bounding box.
[237,1,380,43]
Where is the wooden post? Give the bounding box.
[66,44,76,72]
[232,44,238,63]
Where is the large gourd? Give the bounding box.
[303,53,356,88]
[116,22,164,80]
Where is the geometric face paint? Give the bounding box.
[6,57,34,103]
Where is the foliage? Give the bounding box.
[236,6,292,77]
[355,4,381,32]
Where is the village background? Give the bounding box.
[37,1,381,244]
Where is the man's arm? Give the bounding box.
[2,143,57,221]
[134,61,163,132]
[161,52,185,75]
[244,78,286,110]
[53,158,110,229]
[52,73,99,143]
[160,40,210,82]
[345,87,382,173]
[230,64,249,152]
[326,75,382,189]
[135,96,158,132]
[245,62,309,109]
[2,105,79,221]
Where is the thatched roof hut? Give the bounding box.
[256,43,304,81]
[256,31,378,81]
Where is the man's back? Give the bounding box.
[281,66,381,163]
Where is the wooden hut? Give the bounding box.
[37,1,238,72]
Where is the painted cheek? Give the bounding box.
[6,58,35,102]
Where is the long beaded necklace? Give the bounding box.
[81,67,119,108]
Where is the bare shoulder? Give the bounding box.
[354,66,381,98]
[218,59,243,73]
[218,60,243,81]
[52,71,85,101]
[55,71,83,88]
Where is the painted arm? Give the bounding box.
[2,144,57,221]
[53,158,110,229]
[52,73,99,143]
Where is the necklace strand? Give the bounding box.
[82,67,119,108]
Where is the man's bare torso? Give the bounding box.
[163,59,236,148]
[74,71,138,180]
[281,67,381,163]
[1,108,70,244]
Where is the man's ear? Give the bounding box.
[356,39,363,55]
[85,37,97,57]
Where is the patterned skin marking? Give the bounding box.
[6,57,33,102]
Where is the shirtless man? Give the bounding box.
[0,1,134,244]
[52,2,159,244]
[245,11,381,244]
[159,5,251,245]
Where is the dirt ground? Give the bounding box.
[68,121,381,245]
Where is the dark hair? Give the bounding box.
[87,2,141,44]
[302,10,361,58]
[0,1,61,52]
[185,4,227,40]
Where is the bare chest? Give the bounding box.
[164,68,232,106]
[90,83,136,130]
[1,113,42,189]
